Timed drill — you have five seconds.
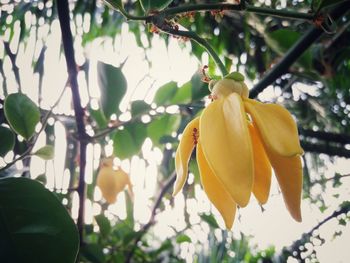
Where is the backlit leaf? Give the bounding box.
[4,93,40,140]
[97,61,127,119]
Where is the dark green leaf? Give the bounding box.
[147,114,181,146]
[0,177,79,263]
[170,81,192,104]
[34,145,54,160]
[200,213,219,229]
[89,106,108,129]
[315,0,348,10]
[0,126,15,157]
[4,93,40,140]
[131,100,151,117]
[154,81,178,106]
[191,73,209,101]
[80,243,105,263]
[139,0,173,13]
[97,61,127,119]
[95,214,111,238]
[113,122,147,159]
[176,234,192,243]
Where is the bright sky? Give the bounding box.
[1,15,349,262]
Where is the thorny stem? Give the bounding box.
[57,0,88,248]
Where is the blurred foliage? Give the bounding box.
[1,0,350,262]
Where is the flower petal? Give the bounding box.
[267,151,303,222]
[173,117,200,196]
[200,93,254,207]
[248,123,272,204]
[197,142,236,229]
[243,98,303,157]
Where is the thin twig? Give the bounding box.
[282,203,350,261]
[125,173,176,263]
[56,0,88,247]
[0,81,68,173]
[311,173,350,186]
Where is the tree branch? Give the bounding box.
[299,128,350,144]
[301,141,350,158]
[250,1,350,98]
[56,0,88,247]
[105,1,314,21]
[4,42,21,91]
[162,3,314,21]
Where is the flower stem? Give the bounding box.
[160,28,228,76]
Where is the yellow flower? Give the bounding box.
[97,158,133,204]
[173,72,303,229]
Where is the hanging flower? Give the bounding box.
[173,72,303,229]
[97,157,133,204]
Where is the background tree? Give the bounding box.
[0,0,350,262]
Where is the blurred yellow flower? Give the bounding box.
[97,158,133,204]
[173,72,303,229]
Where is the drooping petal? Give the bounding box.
[97,160,131,204]
[243,98,303,157]
[200,93,254,207]
[197,142,236,229]
[267,150,303,222]
[173,117,200,196]
[248,123,272,204]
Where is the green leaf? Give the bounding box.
[170,81,192,104]
[34,145,54,160]
[80,243,105,263]
[131,100,151,117]
[0,126,15,157]
[154,81,178,106]
[104,0,123,9]
[97,61,127,119]
[147,114,181,146]
[95,214,111,238]
[139,0,173,13]
[113,122,147,159]
[89,106,108,128]
[0,177,79,263]
[176,234,192,243]
[4,93,40,140]
[200,213,219,229]
[191,73,209,101]
[266,29,312,70]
